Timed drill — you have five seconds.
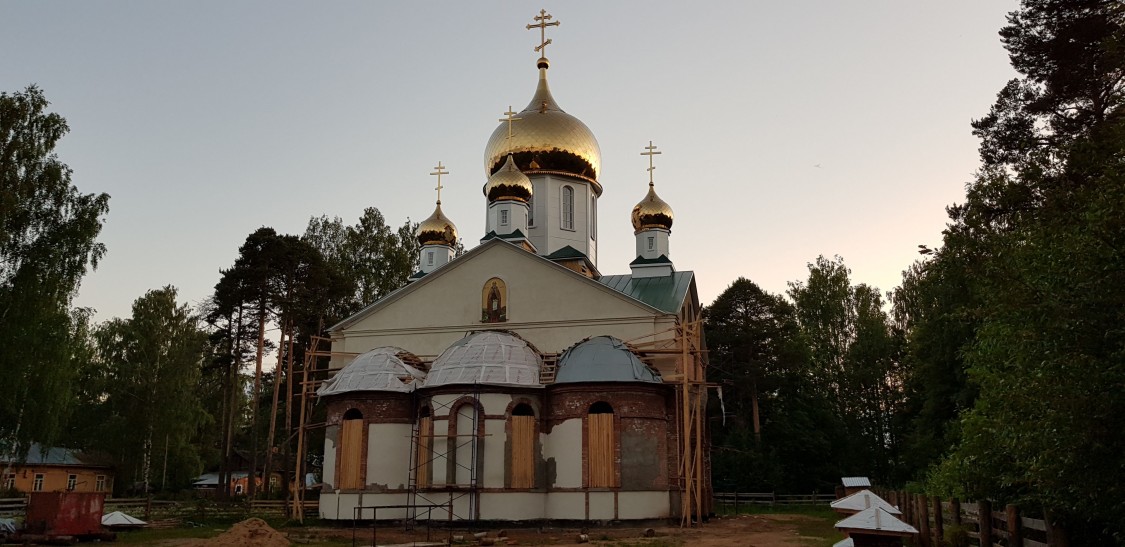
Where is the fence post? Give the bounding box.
[1043,508,1068,547]
[950,497,961,527]
[917,494,932,547]
[933,496,944,545]
[734,491,739,515]
[1006,504,1022,547]
[978,500,992,547]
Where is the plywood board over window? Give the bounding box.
[338,414,364,490]
[510,414,536,488]
[416,416,433,488]
[588,403,616,488]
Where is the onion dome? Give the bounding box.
[416,202,458,246]
[631,183,674,233]
[483,154,533,202]
[423,331,542,388]
[555,336,662,384]
[316,347,426,396]
[483,66,602,192]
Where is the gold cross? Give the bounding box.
[430,161,448,203]
[641,141,662,186]
[500,106,521,150]
[527,9,560,57]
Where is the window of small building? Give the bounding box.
[3,473,14,491]
[500,209,509,226]
[561,186,574,230]
[67,474,77,491]
[95,475,106,492]
[647,236,655,251]
[587,402,616,488]
[338,408,364,490]
[33,473,44,492]
[416,406,432,488]
[426,250,434,267]
[234,483,244,495]
[482,277,507,323]
[510,403,536,488]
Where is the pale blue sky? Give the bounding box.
[1,2,1019,321]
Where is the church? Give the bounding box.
[316,10,710,523]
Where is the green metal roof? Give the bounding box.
[629,254,672,266]
[544,245,588,260]
[597,271,693,314]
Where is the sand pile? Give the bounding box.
[185,517,290,546]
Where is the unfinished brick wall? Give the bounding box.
[324,393,412,491]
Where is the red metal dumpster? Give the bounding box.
[24,491,106,539]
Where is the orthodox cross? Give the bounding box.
[527,9,560,57]
[641,141,661,186]
[500,106,521,150]
[430,162,448,203]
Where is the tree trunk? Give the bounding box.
[248,301,266,499]
[264,316,287,497]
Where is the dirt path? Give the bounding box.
[285,513,835,546]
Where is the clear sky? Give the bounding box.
[1,2,1020,321]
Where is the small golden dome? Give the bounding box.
[483,67,602,193]
[631,183,674,233]
[483,155,533,203]
[416,202,458,246]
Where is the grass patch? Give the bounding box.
[720,504,844,547]
[115,526,223,543]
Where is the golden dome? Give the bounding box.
[483,67,602,193]
[631,183,674,233]
[483,154,533,203]
[416,202,458,246]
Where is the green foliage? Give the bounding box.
[0,85,109,459]
[82,287,210,493]
[894,1,1125,542]
[304,207,419,320]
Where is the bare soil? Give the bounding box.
[286,513,834,546]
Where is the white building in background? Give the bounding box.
[316,10,707,523]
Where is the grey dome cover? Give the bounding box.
[317,347,426,396]
[423,331,542,388]
[555,336,662,384]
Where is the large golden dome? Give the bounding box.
[483,67,602,194]
[631,183,674,233]
[416,202,458,246]
[483,154,533,203]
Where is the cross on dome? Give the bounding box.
[430,161,448,203]
[500,106,521,152]
[527,9,560,61]
[641,141,662,186]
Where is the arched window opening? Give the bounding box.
[591,196,597,240]
[454,402,481,486]
[510,403,536,488]
[416,406,433,488]
[562,186,574,230]
[587,402,615,488]
[482,277,507,323]
[529,195,535,226]
[339,408,364,489]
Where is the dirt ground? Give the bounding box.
[283,513,836,546]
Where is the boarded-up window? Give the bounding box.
[588,402,615,488]
[338,409,364,490]
[510,404,535,488]
[416,412,433,488]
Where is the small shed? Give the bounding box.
[831,489,901,516]
[835,506,918,547]
[24,491,106,539]
[841,476,871,496]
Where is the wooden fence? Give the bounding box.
[873,488,1068,547]
[713,492,836,513]
[0,496,318,525]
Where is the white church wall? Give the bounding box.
[366,423,410,490]
[480,493,546,520]
[323,425,338,489]
[333,243,680,360]
[617,492,671,519]
[482,419,506,488]
[327,492,410,520]
[545,492,586,520]
[588,491,614,520]
[546,418,582,488]
[431,418,450,485]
